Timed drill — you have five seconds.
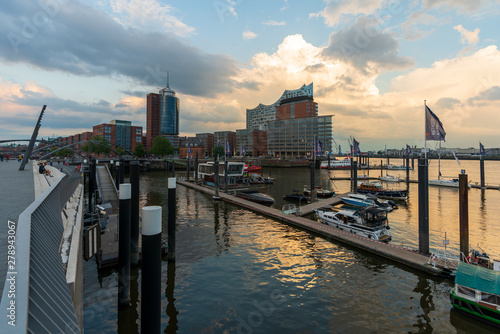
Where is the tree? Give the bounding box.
[51,146,74,158]
[82,136,111,155]
[116,147,126,156]
[212,145,225,158]
[149,136,174,157]
[134,143,145,157]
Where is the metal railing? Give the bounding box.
[0,173,81,333]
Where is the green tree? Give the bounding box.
[116,147,126,156]
[149,136,174,157]
[82,136,111,155]
[51,146,73,157]
[212,145,225,158]
[134,143,145,157]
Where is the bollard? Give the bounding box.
[418,158,429,254]
[130,161,140,266]
[141,206,162,333]
[168,178,176,261]
[459,173,469,258]
[118,183,131,307]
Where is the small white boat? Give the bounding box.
[315,207,392,242]
[388,165,412,170]
[379,174,401,182]
[282,204,301,215]
[428,178,471,188]
[320,158,351,169]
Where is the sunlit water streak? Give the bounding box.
[83,159,500,333]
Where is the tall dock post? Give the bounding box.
[214,157,220,199]
[380,160,383,177]
[480,158,485,189]
[195,152,199,182]
[118,183,132,307]
[115,161,120,191]
[310,160,316,202]
[224,158,228,193]
[168,178,176,261]
[187,155,190,181]
[353,161,358,193]
[110,160,114,178]
[141,206,162,333]
[418,158,429,254]
[130,161,140,266]
[119,159,125,185]
[406,155,410,187]
[366,157,370,176]
[459,173,469,259]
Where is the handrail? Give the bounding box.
[0,174,80,333]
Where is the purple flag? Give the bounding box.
[480,142,485,155]
[425,105,446,141]
[353,138,360,155]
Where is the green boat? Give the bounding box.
[450,261,500,327]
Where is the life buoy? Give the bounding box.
[466,256,478,265]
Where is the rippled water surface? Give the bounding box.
[83,159,500,333]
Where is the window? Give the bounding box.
[136,129,142,135]
[105,126,111,133]
[136,137,142,143]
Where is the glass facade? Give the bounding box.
[160,95,179,136]
[110,120,132,150]
[267,116,333,158]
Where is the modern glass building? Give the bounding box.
[267,115,333,158]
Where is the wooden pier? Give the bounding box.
[177,180,450,277]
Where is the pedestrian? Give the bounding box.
[0,153,3,162]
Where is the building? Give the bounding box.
[214,131,236,156]
[246,83,314,130]
[267,115,333,158]
[236,129,268,157]
[196,133,214,157]
[93,120,143,156]
[146,81,180,150]
[276,96,318,120]
[179,137,204,159]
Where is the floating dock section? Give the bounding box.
[178,180,450,277]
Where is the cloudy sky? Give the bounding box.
[1,0,499,151]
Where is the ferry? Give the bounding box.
[320,157,351,169]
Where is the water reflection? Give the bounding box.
[412,276,435,333]
[165,260,178,333]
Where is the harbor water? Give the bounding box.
[82,159,500,333]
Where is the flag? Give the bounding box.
[406,144,411,155]
[225,140,231,154]
[480,142,485,155]
[452,151,461,165]
[241,145,246,156]
[425,105,446,141]
[314,137,323,157]
[353,137,360,155]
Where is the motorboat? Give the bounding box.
[379,174,401,182]
[357,181,408,200]
[340,193,398,211]
[428,178,471,188]
[244,164,262,173]
[236,190,275,206]
[282,204,301,215]
[450,250,500,326]
[303,186,335,198]
[388,165,412,170]
[283,190,310,202]
[320,157,351,169]
[315,206,392,242]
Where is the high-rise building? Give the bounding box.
[93,120,142,156]
[246,83,314,130]
[146,80,180,150]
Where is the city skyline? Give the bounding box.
[1,0,499,151]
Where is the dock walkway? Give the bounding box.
[177,180,450,277]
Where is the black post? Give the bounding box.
[119,159,125,185]
[118,183,131,307]
[353,161,358,194]
[327,155,331,170]
[89,160,96,213]
[195,152,199,182]
[387,156,390,168]
[130,161,140,266]
[367,157,370,176]
[224,158,228,193]
[141,206,162,333]
[168,178,176,261]
[186,155,190,181]
[310,161,316,202]
[406,156,410,187]
[380,160,383,177]
[418,158,429,254]
[459,173,469,259]
[480,158,485,189]
[171,159,175,176]
[214,157,220,199]
[115,161,120,191]
[412,157,415,169]
[110,160,114,178]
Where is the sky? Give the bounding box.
[1,0,500,151]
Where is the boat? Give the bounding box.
[388,165,413,170]
[450,252,500,327]
[379,174,401,182]
[282,204,301,215]
[340,193,398,211]
[428,178,471,188]
[320,157,351,169]
[236,190,275,206]
[303,186,335,198]
[244,164,262,173]
[198,161,245,185]
[315,206,392,242]
[283,190,310,202]
[357,181,408,200]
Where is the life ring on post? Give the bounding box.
[466,256,478,265]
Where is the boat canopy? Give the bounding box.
[455,262,500,295]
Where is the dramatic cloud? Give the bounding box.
[0,0,237,97]
[453,24,480,45]
[322,16,415,73]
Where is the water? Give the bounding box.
[83,159,500,333]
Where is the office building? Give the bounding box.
[236,129,268,157]
[196,133,214,157]
[93,120,142,156]
[214,131,236,156]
